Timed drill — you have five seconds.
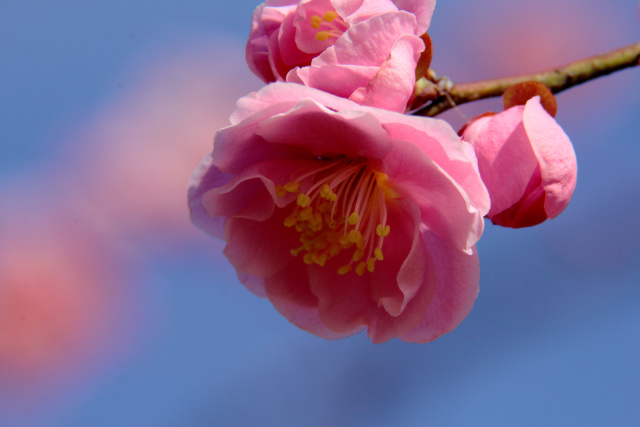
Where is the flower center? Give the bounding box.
[276,158,393,276]
[308,10,348,41]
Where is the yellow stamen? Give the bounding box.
[298,206,313,221]
[303,252,314,265]
[338,265,352,275]
[348,229,362,244]
[275,185,287,197]
[284,181,300,193]
[367,257,376,273]
[316,31,332,41]
[284,215,297,227]
[279,158,394,276]
[376,224,391,237]
[310,15,322,29]
[323,11,338,22]
[297,193,311,208]
[347,211,360,225]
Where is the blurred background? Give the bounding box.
[0,0,639,426]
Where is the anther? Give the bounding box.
[284,215,297,227]
[284,181,300,193]
[275,185,287,198]
[316,31,332,41]
[347,212,360,225]
[367,258,376,273]
[338,265,352,275]
[356,262,366,276]
[323,11,338,22]
[376,224,390,237]
[297,193,311,208]
[310,15,322,29]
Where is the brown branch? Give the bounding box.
[410,41,640,117]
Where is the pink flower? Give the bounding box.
[189,83,489,343]
[461,96,577,228]
[246,0,435,112]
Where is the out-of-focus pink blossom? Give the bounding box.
[189,83,489,343]
[246,0,435,112]
[65,44,259,247]
[0,218,118,385]
[461,96,577,228]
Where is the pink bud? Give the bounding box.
[461,96,577,228]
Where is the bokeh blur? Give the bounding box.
[1,1,639,426]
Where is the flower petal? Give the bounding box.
[391,0,435,34]
[318,11,418,66]
[333,0,399,24]
[384,139,485,252]
[523,97,577,219]
[188,153,233,239]
[349,33,424,112]
[369,198,426,317]
[375,111,490,216]
[278,11,316,68]
[222,207,299,280]
[399,234,480,343]
[231,82,360,125]
[255,98,393,159]
[265,259,365,339]
[294,0,343,54]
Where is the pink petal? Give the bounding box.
[391,0,436,34]
[490,170,548,228]
[278,12,316,68]
[293,64,379,98]
[308,261,371,334]
[188,153,232,239]
[237,271,267,298]
[368,198,427,317]
[365,200,437,343]
[246,3,297,82]
[349,33,424,112]
[265,0,299,7]
[304,199,435,343]
[201,158,318,221]
[523,97,577,219]
[333,0,399,24]
[266,23,290,81]
[383,139,486,252]
[468,105,540,217]
[294,0,343,54]
[365,107,490,217]
[399,234,480,343]
[222,207,299,280]
[265,259,364,339]
[321,11,418,66]
[367,262,435,343]
[213,120,309,175]
[255,98,393,159]
[231,82,360,125]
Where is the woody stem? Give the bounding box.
[410,40,640,117]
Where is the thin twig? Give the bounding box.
[410,41,640,117]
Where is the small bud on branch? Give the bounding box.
[411,41,640,117]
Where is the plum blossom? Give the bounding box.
[246,0,436,112]
[461,96,577,228]
[189,83,490,343]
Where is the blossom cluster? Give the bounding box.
[189,0,577,342]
